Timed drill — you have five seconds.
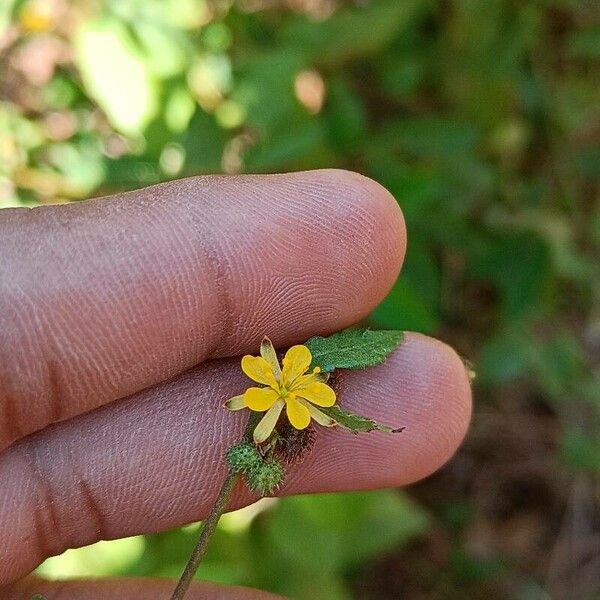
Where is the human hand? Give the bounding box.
[0,170,471,599]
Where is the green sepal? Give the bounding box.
[305,328,404,372]
[319,405,404,434]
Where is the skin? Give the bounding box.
[0,169,472,599]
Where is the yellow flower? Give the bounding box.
[19,0,56,33]
[225,337,337,444]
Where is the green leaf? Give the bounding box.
[561,429,600,474]
[469,232,550,319]
[370,276,438,334]
[74,17,158,135]
[319,405,403,434]
[305,328,404,372]
[325,77,367,148]
[569,28,600,59]
[478,331,529,384]
[264,491,428,578]
[376,117,481,159]
[281,0,424,68]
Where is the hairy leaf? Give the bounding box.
[306,328,404,372]
[320,405,404,434]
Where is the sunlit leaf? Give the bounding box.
[75,17,158,135]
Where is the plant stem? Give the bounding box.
[169,469,239,600]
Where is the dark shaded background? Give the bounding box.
[1,0,599,598]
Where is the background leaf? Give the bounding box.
[75,17,158,135]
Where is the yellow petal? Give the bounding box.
[281,345,312,387]
[253,399,285,444]
[243,387,280,411]
[298,398,336,427]
[293,371,329,388]
[260,336,281,380]
[285,396,311,430]
[224,395,246,411]
[294,381,336,407]
[241,355,278,388]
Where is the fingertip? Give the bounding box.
[334,169,406,300]
[215,169,407,351]
[398,333,472,482]
[284,332,472,492]
[292,169,406,323]
[311,168,407,275]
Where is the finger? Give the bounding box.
[3,577,283,599]
[0,333,471,585]
[0,169,405,450]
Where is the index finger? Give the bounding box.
[0,169,405,450]
[4,577,283,599]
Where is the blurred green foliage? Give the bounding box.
[1,0,599,598]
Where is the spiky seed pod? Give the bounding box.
[276,422,317,465]
[226,441,263,474]
[247,458,284,496]
[327,370,344,395]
